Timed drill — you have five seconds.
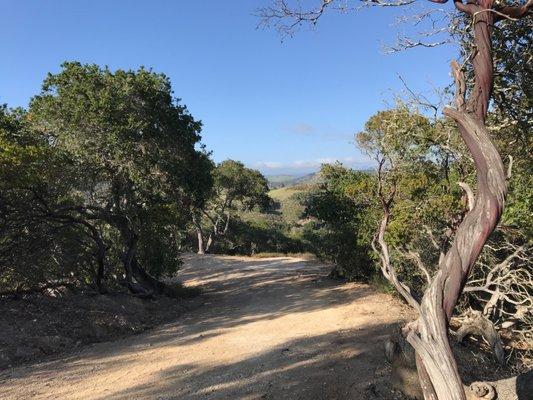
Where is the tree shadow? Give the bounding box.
[0,254,407,400]
[97,325,400,400]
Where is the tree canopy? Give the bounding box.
[1,62,213,296]
[191,159,270,254]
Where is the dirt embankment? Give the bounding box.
[0,290,199,369]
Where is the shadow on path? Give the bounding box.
[0,254,410,400]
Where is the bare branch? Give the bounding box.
[453,0,476,15]
[385,36,452,53]
[373,160,421,311]
[258,0,418,37]
[463,241,531,345]
[495,0,533,20]
[256,0,338,36]
[450,60,466,109]
[406,250,433,283]
[364,0,417,7]
[423,225,442,252]
[455,309,505,364]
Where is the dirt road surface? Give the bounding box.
[0,254,411,400]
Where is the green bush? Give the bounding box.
[210,217,307,256]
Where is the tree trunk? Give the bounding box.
[455,310,505,365]
[406,88,507,400]
[131,257,165,294]
[81,222,108,294]
[192,215,206,254]
[387,337,532,400]
[122,239,169,297]
[205,234,214,253]
[404,6,507,394]
[95,237,107,294]
[118,223,176,297]
[196,228,205,254]
[122,232,138,291]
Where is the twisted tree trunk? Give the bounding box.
[386,336,533,400]
[407,101,507,400]
[403,4,510,397]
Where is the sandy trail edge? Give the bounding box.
[0,254,411,400]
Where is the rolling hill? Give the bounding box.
[266,172,321,189]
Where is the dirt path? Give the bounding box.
[0,254,411,400]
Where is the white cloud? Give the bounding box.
[285,122,353,142]
[288,122,316,135]
[255,161,285,169]
[253,155,374,173]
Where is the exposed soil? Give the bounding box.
[0,254,509,400]
[0,288,198,370]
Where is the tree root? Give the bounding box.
[385,335,532,400]
[455,310,505,365]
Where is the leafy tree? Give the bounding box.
[0,105,101,293]
[24,62,211,295]
[192,160,270,254]
[303,163,376,280]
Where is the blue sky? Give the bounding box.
[0,1,458,175]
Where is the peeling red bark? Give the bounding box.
[402,0,526,398]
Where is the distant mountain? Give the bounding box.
[291,172,321,185]
[267,172,321,189]
[266,175,296,184]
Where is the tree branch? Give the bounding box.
[373,160,421,312]
[406,250,433,283]
[495,0,533,20]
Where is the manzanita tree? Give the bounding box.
[259,1,532,399]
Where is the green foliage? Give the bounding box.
[0,106,94,291]
[0,62,212,295]
[136,210,184,280]
[30,62,210,210]
[214,160,270,210]
[302,164,377,280]
[300,107,468,290]
[357,106,435,165]
[190,159,271,253]
[211,215,306,255]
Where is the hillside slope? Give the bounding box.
[267,172,321,189]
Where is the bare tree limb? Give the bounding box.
[373,160,421,311]
[455,309,505,364]
[406,250,433,283]
[495,0,533,20]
